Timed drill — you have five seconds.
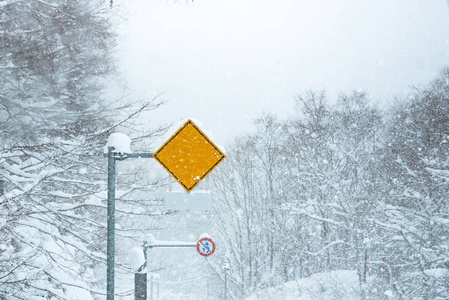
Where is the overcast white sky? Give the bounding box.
[117,0,449,144]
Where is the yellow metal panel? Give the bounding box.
[153,120,226,193]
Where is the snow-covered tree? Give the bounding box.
[212,114,293,298]
[377,69,449,299]
[286,91,384,287]
[0,1,165,298]
[213,90,385,299]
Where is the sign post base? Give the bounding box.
[135,273,147,300]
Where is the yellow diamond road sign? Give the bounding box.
[153,120,226,193]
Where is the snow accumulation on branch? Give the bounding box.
[290,208,343,226]
[305,240,351,256]
[33,0,59,8]
[425,167,449,178]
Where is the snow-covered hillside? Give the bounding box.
[246,270,360,300]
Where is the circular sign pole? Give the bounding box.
[106,147,116,300]
[197,237,216,257]
[104,146,154,300]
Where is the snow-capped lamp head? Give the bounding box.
[128,247,146,273]
[104,133,132,154]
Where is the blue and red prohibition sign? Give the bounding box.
[197,237,216,257]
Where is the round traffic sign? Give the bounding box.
[197,237,216,257]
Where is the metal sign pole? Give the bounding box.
[106,147,116,300]
[207,277,209,300]
[223,263,230,300]
[361,248,368,300]
[135,273,147,300]
[224,268,228,300]
[105,150,154,300]
[135,242,148,300]
[150,274,154,300]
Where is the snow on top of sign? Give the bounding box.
[156,118,217,146]
[104,133,132,154]
[129,247,145,272]
[153,117,226,162]
[199,233,212,240]
[146,234,196,247]
[152,240,197,246]
[215,144,226,155]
